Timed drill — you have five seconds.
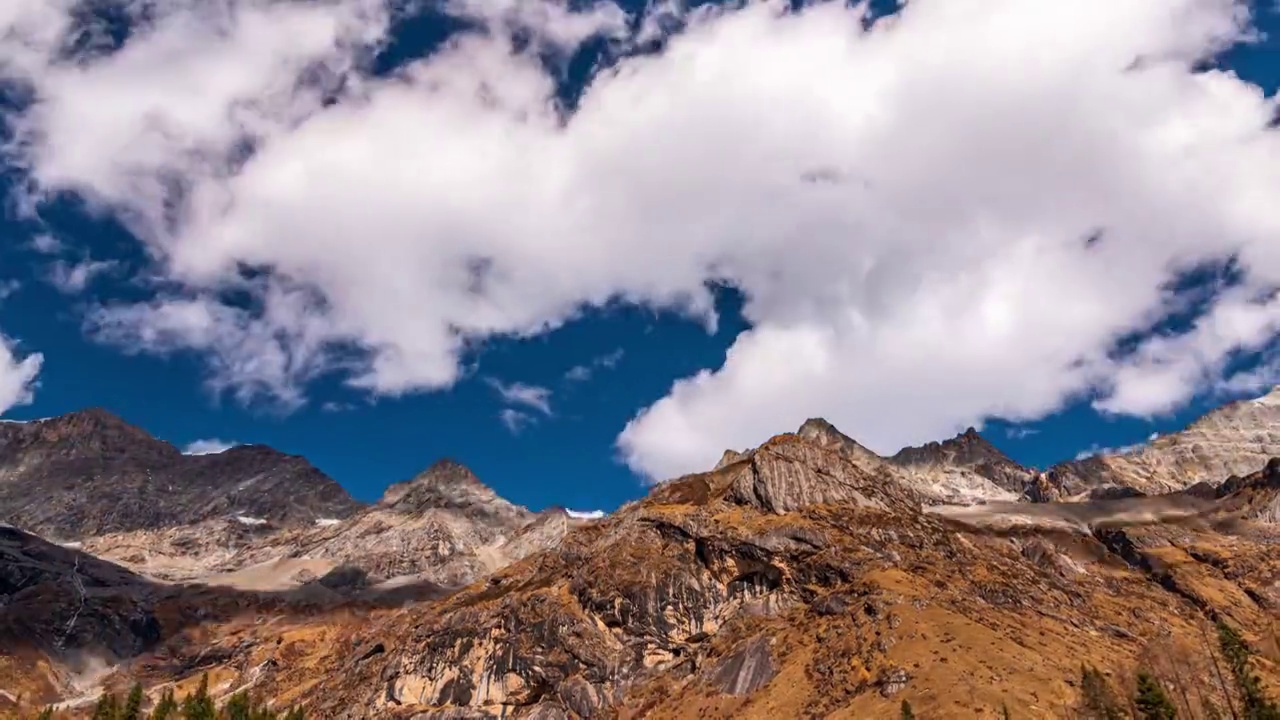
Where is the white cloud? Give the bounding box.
[1073,432,1161,460]
[46,258,118,294]
[498,407,536,434]
[565,508,606,520]
[1005,426,1039,440]
[4,0,1280,482]
[28,234,62,254]
[487,378,554,415]
[183,437,240,455]
[565,348,624,382]
[0,279,21,300]
[0,335,41,416]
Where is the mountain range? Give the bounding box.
[4,389,1280,717]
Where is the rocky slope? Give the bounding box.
[786,418,1023,504]
[280,430,1280,719]
[1043,387,1280,497]
[9,393,1280,717]
[15,424,1272,718]
[77,460,579,592]
[0,409,362,539]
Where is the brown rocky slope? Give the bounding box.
[9,398,1280,718]
[250,431,1280,718]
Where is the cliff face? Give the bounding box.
[0,409,363,539]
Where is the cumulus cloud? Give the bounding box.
[565,508,606,520]
[182,437,240,455]
[3,0,1280,481]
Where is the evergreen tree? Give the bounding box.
[180,675,215,720]
[281,707,304,720]
[1134,671,1178,720]
[1079,664,1126,720]
[36,708,54,720]
[223,691,252,720]
[122,682,145,720]
[900,699,916,720]
[1001,704,1012,720]
[150,689,178,720]
[1217,620,1280,720]
[92,691,121,720]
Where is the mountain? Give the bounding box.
[890,427,1031,491]
[283,427,1280,718]
[787,418,1022,504]
[76,458,574,593]
[9,393,1280,717]
[889,427,1032,503]
[1043,387,1280,497]
[0,409,363,539]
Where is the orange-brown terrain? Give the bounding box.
[6,397,1280,718]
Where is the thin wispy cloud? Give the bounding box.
[47,259,118,295]
[499,408,536,435]
[28,234,63,255]
[1073,433,1159,461]
[486,378,553,415]
[565,348,625,383]
[182,438,240,455]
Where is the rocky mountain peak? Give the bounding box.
[377,459,526,521]
[0,407,179,464]
[889,427,1031,497]
[0,408,361,538]
[794,418,884,470]
[891,426,1015,468]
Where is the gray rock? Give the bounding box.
[710,636,777,697]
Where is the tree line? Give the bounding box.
[1069,619,1280,720]
[32,674,303,720]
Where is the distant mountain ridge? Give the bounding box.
[0,408,363,539]
[1040,386,1280,497]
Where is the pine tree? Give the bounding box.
[150,688,178,720]
[180,675,215,720]
[122,682,145,720]
[1001,703,1012,720]
[1135,671,1178,720]
[1217,619,1280,720]
[224,691,252,720]
[1079,664,1126,720]
[900,699,916,720]
[92,691,121,720]
[36,708,54,720]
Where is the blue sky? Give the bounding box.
[1,0,1279,512]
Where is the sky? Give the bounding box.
[1,0,1279,514]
